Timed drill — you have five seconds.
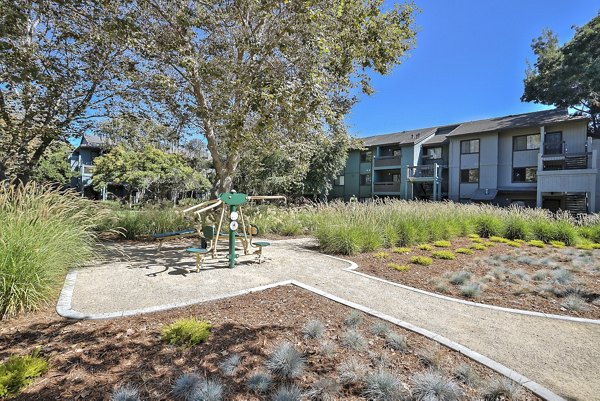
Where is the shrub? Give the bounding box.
[392,247,411,254]
[502,218,529,240]
[98,208,190,240]
[302,319,325,340]
[433,240,451,248]
[111,385,140,401]
[489,236,509,243]
[161,318,212,347]
[307,378,340,401]
[363,371,405,401]
[432,250,456,260]
[470,243,487,251]
[219,354,241,376]
[273,384,303,401]
[0,350,48,398]
[388,263,410,272]
[411,256,433,266]
[370,321,391,337]
[338,358,368,385]
[246,372,272,394]
[455,248,474,255]
[481,377,523,401]
[474,216,502,238]
[454,364,478,387]
[344,310,363,328]
[341,330,367,351]
[449,271,471,285]
[0,182,100,318]
[418,244,433,251]
[550,240,566,248]
[265,342,305,379]
[459,282,482,298]
[373,251,389,260]
[411,370,463,401]
[528,240,546,248]
[561,294,588,311]
[384,332,408,352]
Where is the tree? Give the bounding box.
[31,141,77,185]
[128,0,417,195]
[0,0,131,182]
[522,13,600,134]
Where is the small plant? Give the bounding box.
[344,310,364,328]
[455,248,474,255]
[434,280,450,293]
[475,216,502,238]
[432,250,456,260]
[384,332,408,352]
[112,385,140,401]
[265,342,305,379]
[470,243,486,251]
[392,247,411,254]
[418,244,433,251]
[449,271,471,285]
[467,234,480,239]
[531,270,548,281]
[576,243,594,250]
[161,318,211,347]
[273,384,304,401]
[388,263,410,272]
[411,370,463,401]
[246,372,272,394]
[363,371,405,401]
[434,240,451,248]
[516,256,536,265]
[173,373,201,400]
[528,240,546,248]
[552,268,573,284]
[373,251,390,259]
[417,346,444,369]
[339,358,368,385]
[561,294,588,311]
[454,364,479,386]
[459,282,482,298]
[319,341,337,358]
[307,378,340,401]
[342,329,367,351]
[550,240,566,248]
[481,377,523,401]
[411,256,433,266]
[471,237,484,243]
[511,268,528,280]
[506,240,522,248]
[219,353,241,376]
[0,350,48,398]
[370,321,391,337]
[489,236,509,243]
[302,319,325,340]
[196,378,224,401]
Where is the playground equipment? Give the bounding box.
[181,191,286,269]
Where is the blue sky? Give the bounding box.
[346,0,599,138]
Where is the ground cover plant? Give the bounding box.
[0,286,539,400]
[352,237,600,319]
[0,350,48,397]
[0,182,101,318]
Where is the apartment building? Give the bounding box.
[331,108,599,213]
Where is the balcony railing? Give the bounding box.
[407,164,444,180]
[543,141,566,156]
[373,182,401,193]
[374,156,402,168]
[81,164,95,176]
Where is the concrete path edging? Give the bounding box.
[57,269,566,401]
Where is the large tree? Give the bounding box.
[0,0,130,181]
[129,0,417,195]
[522,13,600,134]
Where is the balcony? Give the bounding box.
[374,156,402,168]
[407,164,444,181]
[373,182,401,193]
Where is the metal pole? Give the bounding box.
[229,204,237,268]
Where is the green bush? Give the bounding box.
[474,215,502,238]
[161,318,212,347]
[431,250,456,260]
[0,350,48,397]
[97,208,190,240]
[433,240,451,248]
[528,240,546,248]
[418,244,433,251]
[0,182,100,318]
[503,218,529,240]
[388,263,410,272]
[410,256,433,266]
[455,248,474,255]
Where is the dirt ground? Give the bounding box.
[350,238,600,319]
[1,286,540,400]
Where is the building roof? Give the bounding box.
[79,134,107,149]
[446,108,588,137]
[361,127,437,147]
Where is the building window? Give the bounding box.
[460,139,479,154]
[360,151,372,163]
[460,168,479,183]
[512,167,537,183]
[360,174,372,186]
[334,175,345,186]
[513,134,540,151]
[426,147,442,159]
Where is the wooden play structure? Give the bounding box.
[155,191,285,271]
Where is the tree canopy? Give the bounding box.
[522,13,600,134]
[127,0,417,194]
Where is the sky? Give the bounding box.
[346,0,600,138]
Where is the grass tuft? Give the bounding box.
[411,370,463,401]
[246,372,272,394]
[363,371,405,401]
[218,354,241,377]
[307,378,340,401]
[455,248,474,255]
[550,240,566,248]
[527,240,546,248]
[111,385,140,401]
[552,268,573,284]
[388,263,410,272]
[373,251,390,260]
[265,342,305,379]
[384,332,408,352]
[302,319,325,340]
[454,364,479,387]
[344,310,364,328]
[459,282,482,298]
[161,318,211,347]
[370,321,391,337]
[481,377,523,401]
[433,240,451,248]
[341,330,368,352]
[392,247,411,254]
[432,250,456,260]
[560,294,588,311]
[338,358,368,385]
[172,373,201,401]
[449,271,471,285]
[272,384,303,401]
[411,256,433,266]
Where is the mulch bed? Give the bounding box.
[1,286,540,400]
[350,238,600,319]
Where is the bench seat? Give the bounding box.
[152,228,197,239]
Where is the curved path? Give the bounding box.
[58,238,600,401]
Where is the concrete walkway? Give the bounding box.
[59,238,600,401]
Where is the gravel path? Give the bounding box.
[63,238,600,401]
